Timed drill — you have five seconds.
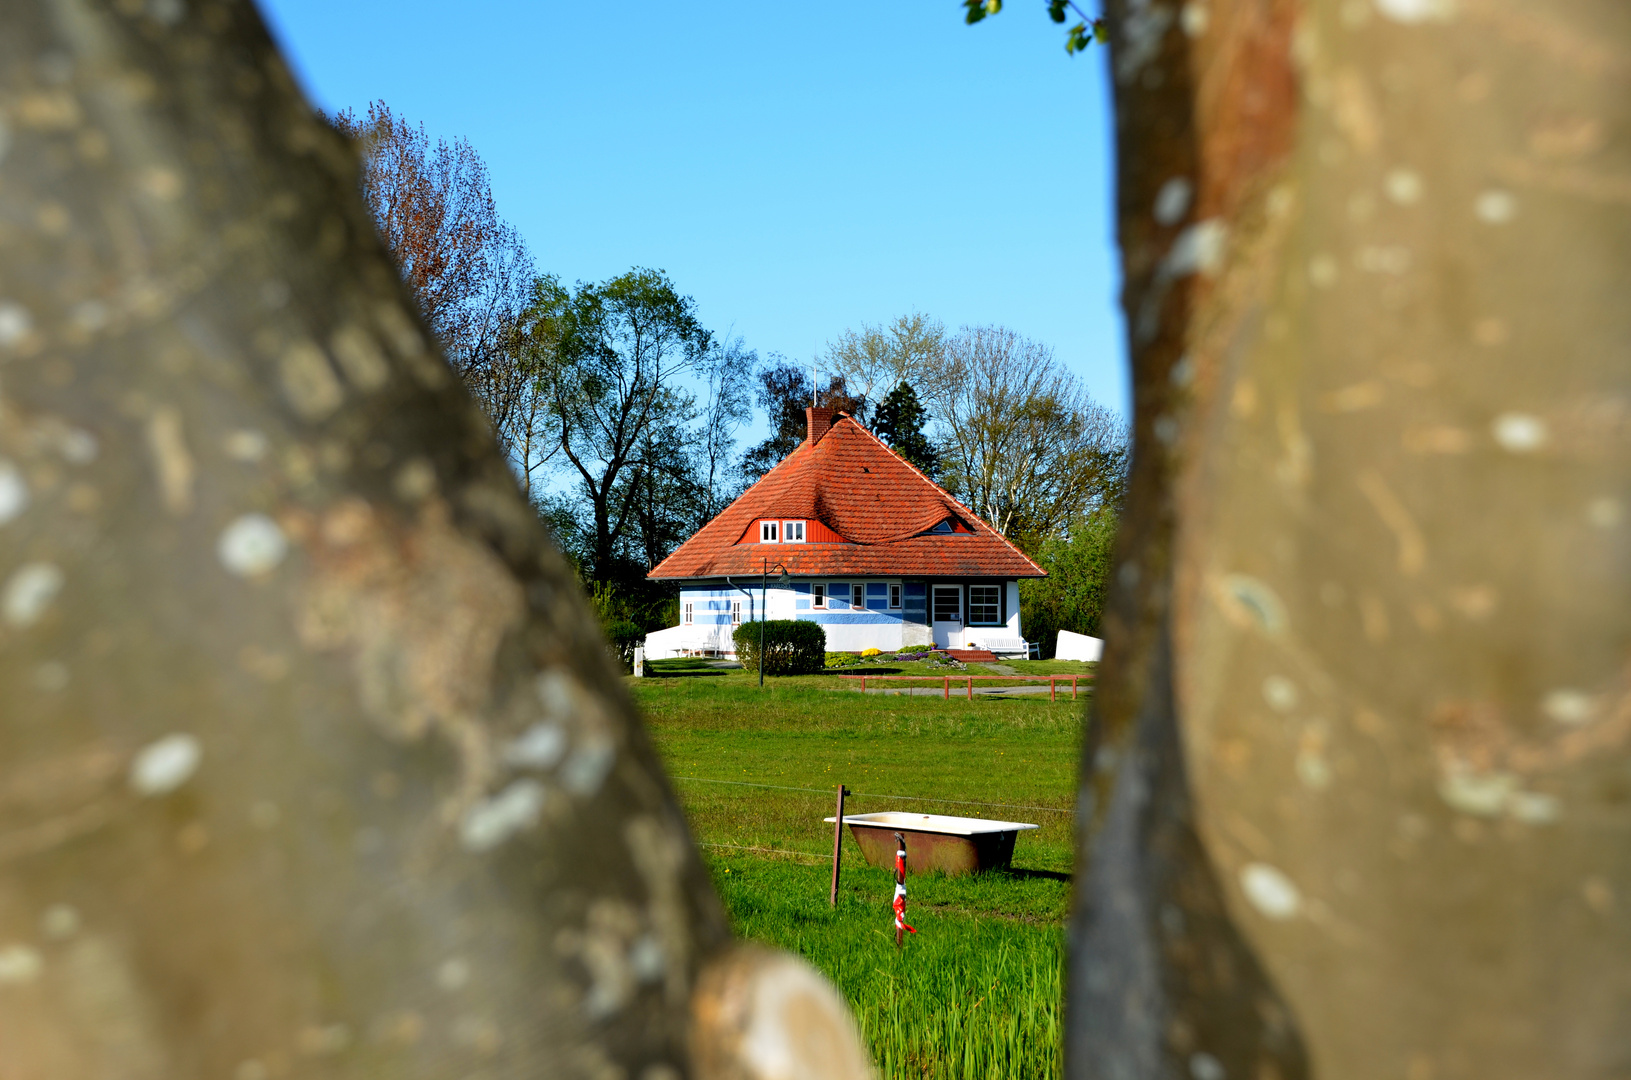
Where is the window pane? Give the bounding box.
[969,585,1000,625]
[932,587,961,622]
[889,584,901,608]
[813,584,826,607]
[852,585,864,608]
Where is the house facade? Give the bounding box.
[645,407,1044,658]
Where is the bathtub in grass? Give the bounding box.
[823,811,1039,876]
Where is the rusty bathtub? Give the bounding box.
[822,811,1039,876]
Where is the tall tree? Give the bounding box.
[1022,0,1631,1076]
[870,381,941,477]
[740,360,865,480]
[930,326,1126,549]
[521,269,713,581]
[330,102,550,493]
[626,420,707,574]
[822,312,947,406]
[692,336,756,522]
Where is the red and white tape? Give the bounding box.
[893,842,916,935]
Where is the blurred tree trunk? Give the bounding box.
[1073,0,1630,1077]
[0,2,865,1078]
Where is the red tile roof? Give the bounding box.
[648,415,1045,581]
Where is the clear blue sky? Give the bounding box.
[255,1,1128,423]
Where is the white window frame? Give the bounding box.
[812,584,827,608]
[783,520,806,542]
[889,583,902,609]
[683,602,694,625]
[731,600,741,625]
[851,584,865,610]
[760,520,779,543]
[968,584,1002,626]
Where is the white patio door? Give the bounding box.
[931,585,963,649]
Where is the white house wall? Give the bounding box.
[669,579,1021,655]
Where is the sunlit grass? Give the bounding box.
[632,675,1083,1077]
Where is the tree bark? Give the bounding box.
[1073,0,1631,1077]
[0,3,867,1078]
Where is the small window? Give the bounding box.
[930,519,954,534]
[968,584,1001,625]
[731,601,741,625]
[784,520,805,542]
[683,602,694,625]
[812,584,827,608]
[851,584,865,609]
[760,521,779,542]
[889,583,902,609]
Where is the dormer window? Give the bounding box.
[930,519,954,534]
[761,521,779,543]
[783,520,805,543]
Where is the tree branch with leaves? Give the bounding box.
[961,0,1106,54]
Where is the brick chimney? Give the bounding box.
[805,406,834,444]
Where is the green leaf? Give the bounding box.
[983,0,1003,13]
[1048,0,1069,22]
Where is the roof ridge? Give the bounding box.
[843,420,1045,576]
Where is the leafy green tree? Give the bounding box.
[519,268,712,581]
[1019,506,1117,657]
[871,381,941,477]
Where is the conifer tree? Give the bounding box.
[870,381,941,478]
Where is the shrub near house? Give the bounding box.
[733,620,826,676]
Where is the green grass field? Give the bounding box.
[632,663,1089,1078]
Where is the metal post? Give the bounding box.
[942,676,948,700]
[829,785,847,907]
[759,559,767,689]
[967,676,973,700]
[1073,676,1079,700]
[1050,676,1056,702]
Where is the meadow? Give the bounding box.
[632,661,1092,1078]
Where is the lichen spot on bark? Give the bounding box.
[3,562,65,627]
[1240,862,1303,920]
[128,734,202,797]
[218,513,288,577]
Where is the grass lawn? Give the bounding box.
[632,664,1089,1078]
